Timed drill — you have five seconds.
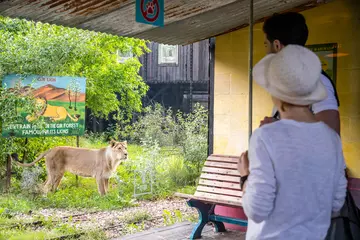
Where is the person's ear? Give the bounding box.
[280,101,286,112]
[273,40,283,52]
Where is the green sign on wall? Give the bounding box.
[307,43,338,85]
[2,74,86,138]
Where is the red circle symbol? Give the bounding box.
[140,0,160,23]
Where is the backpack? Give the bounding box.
[273,70,339,119]
[325,172,360,240]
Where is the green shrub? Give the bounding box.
[130,103,177,147]
[128,103,208,187]
[176,104,208,175]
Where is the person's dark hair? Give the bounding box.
[263,12,309,46]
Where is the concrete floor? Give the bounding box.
[116,222,246,240]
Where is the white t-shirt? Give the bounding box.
[271,74,338,116]
[243,119,347,240]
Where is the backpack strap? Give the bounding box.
[272,71,339,119]
[273,111,280,120]
[321,70,340,107]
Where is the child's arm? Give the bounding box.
[242,131,276,223]
[332,144,347,212]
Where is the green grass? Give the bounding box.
[176,185,196,195]
[0,214,107,240]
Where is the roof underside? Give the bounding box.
[0,0,329,45]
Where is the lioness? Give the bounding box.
[12,140,127,196]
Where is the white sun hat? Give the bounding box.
[253,44,327,106]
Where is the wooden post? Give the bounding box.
[22,138,28,163]
[207,38,215,156]
[76,135,79,186]
[248,0,254,141]
[5,155,12,193]
[189,44,194,112]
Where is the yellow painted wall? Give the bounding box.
[214,0,360,177]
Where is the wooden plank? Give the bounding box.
[197,41,203,82]
[199,39,210,82]
[179,45,184,81]
[193,42,199,81]
[175,192,242,207]
[198,179,241,190]
[174,192,194,199]
[208,155,240,161]
[202,167,240,176]
[207,155,239,163]
[204,161,238,169]
[149,42,157,81]
[194,192,242,206]
[200,173,240,183]
[197,186,242,197]
[211,154,240,158]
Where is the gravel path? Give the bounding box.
[14,198,197,239]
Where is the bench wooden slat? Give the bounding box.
[196,186,243,197]
[174,192,194,198]
[199,179,241,190]
[174,192,242,207]
[211,154,240,158]
[202,167,240,176]
[200,173,240,183]
[194,192,242,206]
[207,155,239,163]
[204,161,238,169]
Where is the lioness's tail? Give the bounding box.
[67,112,80,122]
[11,149,51,167]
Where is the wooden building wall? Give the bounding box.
[86,40,211,133]
[139,40,210,84]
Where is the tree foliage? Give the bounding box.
[0,16,149,118]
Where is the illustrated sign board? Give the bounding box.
[307,43,338,85]
[2,74,86,138]
[136,0,164,27]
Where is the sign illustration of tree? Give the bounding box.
[66,84,73,109]
[69,79,81,111]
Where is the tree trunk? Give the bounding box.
[68,90,72,109]
[22,138,28,163]
[74,93,77,111]
[5,155,11,193]
[76,136,79,186]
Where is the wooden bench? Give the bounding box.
[175,154,247,239]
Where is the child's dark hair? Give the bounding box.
[263,12,309,46]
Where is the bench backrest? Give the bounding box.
[194,154,242,206]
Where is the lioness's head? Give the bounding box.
[108,140,128,161]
